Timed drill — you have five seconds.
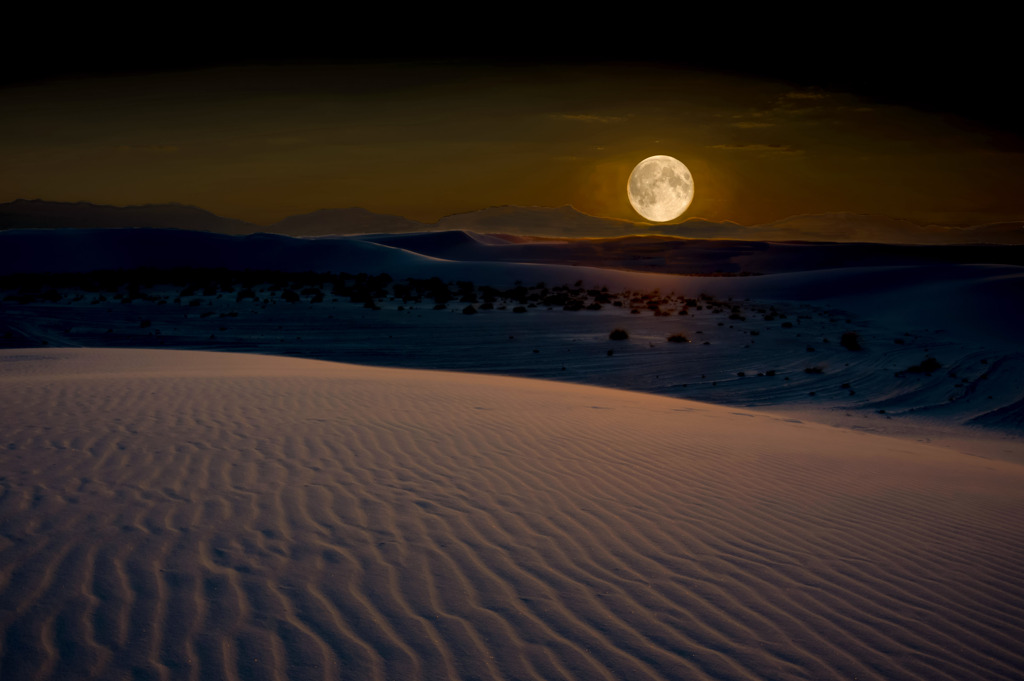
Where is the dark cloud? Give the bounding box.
[708,144,801,155]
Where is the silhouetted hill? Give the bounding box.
[432,205,749,239]
[433,205,1024,244]
[357,231,1024,274]
[3,227,1023,307]
[270,207,429,236]
[0,228,427,274]
[2,200,1022,244]
[434,205,643,238]
[0,200,259,234]
[748,213,1023,244]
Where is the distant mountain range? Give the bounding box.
[2,199,1022,245]
[270,207,429,236]
[0,200,258,234]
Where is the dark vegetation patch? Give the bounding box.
[897,357,942,376]
[840,331,863,351]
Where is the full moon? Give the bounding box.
[627,155,694,222]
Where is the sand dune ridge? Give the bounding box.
[2,349,1023,679]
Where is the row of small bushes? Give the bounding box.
[609,329,691,343]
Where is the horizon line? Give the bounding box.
[8,197,1023,231]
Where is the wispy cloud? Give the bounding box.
[548,113,626,124]
[732,120,775,129]
[708,143,802,154]
[728,88,870,131]
[782,90,827,101]
[115,144,180,153]
[266,136,305,146]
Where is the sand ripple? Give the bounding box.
[1,349,1022,680]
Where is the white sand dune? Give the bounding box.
[0,227,691,292]
[5,228,1021,343]
[692,264,1024,348]
[2,348,1023,680]
[4,233,1024,460]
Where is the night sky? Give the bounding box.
[3,12,1020,233]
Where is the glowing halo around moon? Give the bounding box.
[627,155,694,222]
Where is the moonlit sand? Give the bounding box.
[2,348,1023,680]
[2,225,1023,679]
[3,227,1022,453]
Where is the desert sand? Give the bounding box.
[3,229,1022,457]
[2,348,1023,680]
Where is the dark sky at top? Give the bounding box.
[7,10,1014,137]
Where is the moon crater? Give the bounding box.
[627,155,694,222]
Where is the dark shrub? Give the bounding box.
[804,366,825,374]
[512,306,527,313]
[666,334,689,343]
[609,328,629,341]
[840,331,862,351]
[463,305,478,315]
[905,357,941,374]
